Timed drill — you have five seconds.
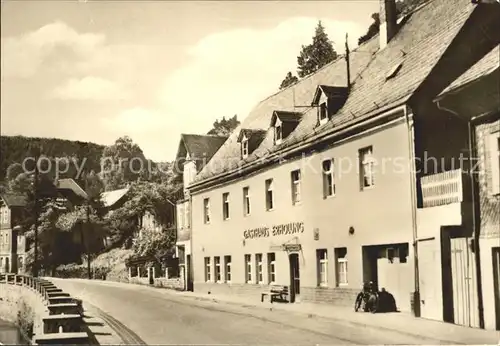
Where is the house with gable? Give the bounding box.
[174,134,228,291]
[429,45,499,329]
[185,0,499,330]
[0,193,28,274]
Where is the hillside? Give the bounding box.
[0,135,106,182]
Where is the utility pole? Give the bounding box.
[85,174,92,279]
[32,148,40,278]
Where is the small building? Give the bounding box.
[175,134,228,291]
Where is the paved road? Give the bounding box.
[51,279,450,345]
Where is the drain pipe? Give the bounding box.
[405,106,420,317]
[436,100,485,329]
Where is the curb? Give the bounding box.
[177,293,464,345]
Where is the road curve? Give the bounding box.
[51,279,450,345]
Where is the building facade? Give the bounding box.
[174,134,228,291]
[186,0,500,328]
[0,194,27,274]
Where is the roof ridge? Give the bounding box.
[252,35,380,106]
[181,133,228,138]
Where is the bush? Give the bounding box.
[53,249,133,281]
[16,298,34,340]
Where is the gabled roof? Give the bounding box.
[270,111,303,127]
[312,85,349,105]
[101,187,130,208]
[237,129,267,143]
[438,45,499,98]
[192,0,483,188]
[0,193,27,207]
[56,178,88,200]
[175,134,228,161]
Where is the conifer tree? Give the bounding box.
[297,21,338,78]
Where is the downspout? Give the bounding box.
[405,106,420,317]
[467,120,485,329]
[189,193,193,292]
[436,99,485,329]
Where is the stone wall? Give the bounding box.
[0,280,45,340]
[127,268,185,291]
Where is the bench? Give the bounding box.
[47,303,80,315]
[34,332,89,345]
[261,285,289,303]
[42,314,83,333]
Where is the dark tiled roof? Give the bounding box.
[237,129,267,142]
[272,111,303,125]
[177,134,228,161]
[439,45,499,97]
[56,178,88,200]
[193,0,477,186]
[0,193,27,207]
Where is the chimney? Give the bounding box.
[379,0,398,49]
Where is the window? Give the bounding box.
[275,125,283,144]
[359,146,375,189]
[335,248,348,286]
[242,138,249,158]
[317,249,328,287]
[214,256,221,282]
[489,131,500,195]
[255,253,263,284]
[322,159,335,197]
[319,102,328,124]
[222,193,230,220]
[267,253,276,284]
[204,257,211,282]
[203,198,210,224]
[224,256,232,283]
[291,170,301,205]
[265,179,274,211]
[243,187,251,216]
[244,254,252,283]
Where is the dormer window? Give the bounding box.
[270,110,302,145]
[319,102,328,124]
[275,122,283,145]
[312,85,349,126]
[241,137,249,158]
[237,128,267,159]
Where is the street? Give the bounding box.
[51,279,455,345]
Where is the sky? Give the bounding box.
[1,0,378,162]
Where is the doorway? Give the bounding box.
[289,253,300,303]
[148,267,154,285]
[187,255,194,291]
[493,247,500,330]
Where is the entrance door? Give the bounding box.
[289,253,300,303]
[187,255,194,291]
[493,247,500,330]
[148,267,154,285]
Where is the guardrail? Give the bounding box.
[0,273,89,345]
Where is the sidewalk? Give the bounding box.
[171,289,500,345]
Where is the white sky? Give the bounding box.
[1,1,378,162]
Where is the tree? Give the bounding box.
[131,227,176,268]
[279,72,299,90]
[207,115,240,136]
[297,21,338,78]
[358,0,429,45]
[104,180,181,250]
[100,136,150,191]
[358,13,380,46]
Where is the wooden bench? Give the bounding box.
[34,332,89,345]
[42,314,83,333]
[261,285,289,303]
[47,303,80,315]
